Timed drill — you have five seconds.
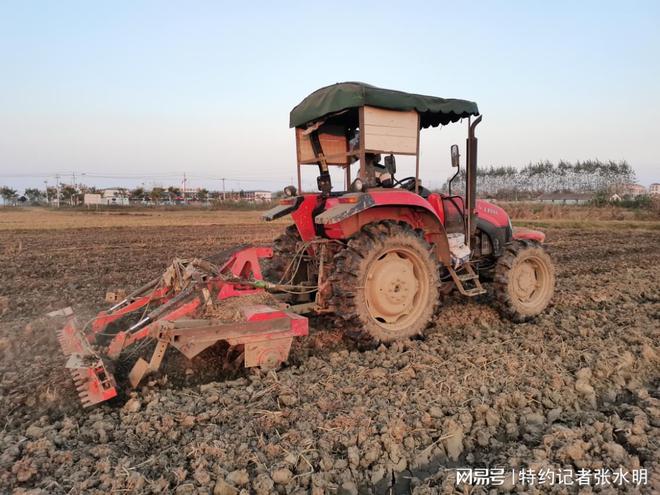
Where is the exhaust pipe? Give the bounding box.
[465,115,483,250]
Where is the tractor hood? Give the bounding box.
[290,82,479,128]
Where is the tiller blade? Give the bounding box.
[51,246,309,409]
[65,354,118,408]
[56,315,118,407]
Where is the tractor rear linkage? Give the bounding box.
[53,247,309,408]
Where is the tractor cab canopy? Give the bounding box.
[290,81,479,129]
[289,82,479,194]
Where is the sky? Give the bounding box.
[1,0,659,194]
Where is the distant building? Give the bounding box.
[536,193,594,205]
[650,183,660,195]
[621,183,646,197]
[101,188,129,206]
[84,193,102,205]
[181,188,205,201]
[232,190,272,202]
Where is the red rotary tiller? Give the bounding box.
[54,247,309,408]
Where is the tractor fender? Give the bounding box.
[316,191,452,267]
[262,196,303,221]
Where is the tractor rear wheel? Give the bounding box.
[494,240,555,322]
[263,224,304,284]
[329,221,440,344]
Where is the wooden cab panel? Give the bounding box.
[296,125,349,165]
[362,106,418,155]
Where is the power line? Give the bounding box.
[0,172,284,183]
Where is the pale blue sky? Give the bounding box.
[1,0,659,192]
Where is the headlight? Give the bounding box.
[283,185,297,197]
[350,178,364,192]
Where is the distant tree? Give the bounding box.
[1,186,18,205]
[441,159,637,200]
[151,187,165,204]
[197,188,209,202]
[60,184,77,205]
[77,184,100,197]
[46,187,58,203]
[24,188,44,203]
[167,186,181,201]
[130,187,146,201]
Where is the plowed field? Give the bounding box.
[0,209,658,494]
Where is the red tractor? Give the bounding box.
[54,82,555,407]
[262,82,555,343]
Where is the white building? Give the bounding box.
[650,183,660,196]
[537,192,594,205]
[621,183,647,197]
[253,190,272,202]
[232,190,273,202]
[101,188,129,206]
[84,193,102,205]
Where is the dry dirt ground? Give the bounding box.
[0,209,658,494]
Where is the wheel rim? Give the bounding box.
[510,254,552,312]
[364,247,430,331]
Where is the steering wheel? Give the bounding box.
[394,176,417,190]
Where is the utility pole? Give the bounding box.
[55,174,60,208]
[222,178,226,201]
[72,172,77,205]
[182,172,187,204]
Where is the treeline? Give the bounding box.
[0,184,272,206]
[443,160,636,200]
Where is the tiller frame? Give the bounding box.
[53,247,309,407]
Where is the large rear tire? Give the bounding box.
[263,225,304,284]
[494,240,555,322]
[329,221,440,344]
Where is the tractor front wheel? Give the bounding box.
[329,221,440,344]
[494,240,555,322]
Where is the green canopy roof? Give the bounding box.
[289,82,479,128]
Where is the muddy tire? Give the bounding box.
[262,225,304,284]
[495,240,555,322]
[329,221,440,344]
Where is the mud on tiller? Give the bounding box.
[52,247,309,407]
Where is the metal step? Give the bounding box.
[463,287,487,296]
[447,262,486,297]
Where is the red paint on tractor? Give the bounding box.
[368,190,442,222]
[476,199,510,228]
[220,246,272,280]
[90,286,170,336]
[244,305,309,337]
[291,194,320,242]
[512,227,546,243]
[426,193,445,223]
